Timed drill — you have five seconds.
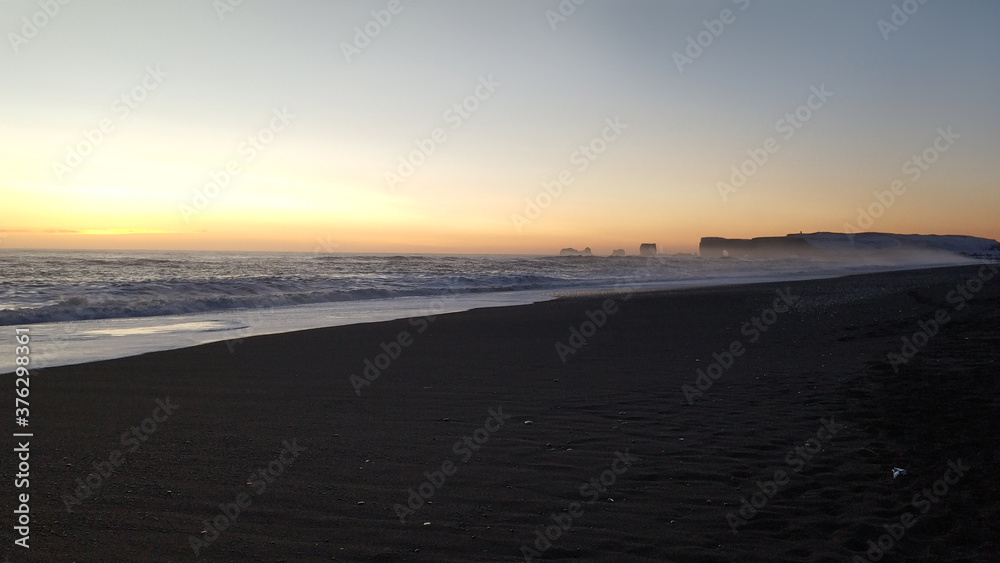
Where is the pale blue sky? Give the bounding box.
[2,0,998,252]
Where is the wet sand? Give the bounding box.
[4,265,999,562]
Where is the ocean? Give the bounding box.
[0,249,981,372]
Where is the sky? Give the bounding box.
[1,0,998,254]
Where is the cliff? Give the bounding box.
[699,236,813,258]
[700,232,1000,259]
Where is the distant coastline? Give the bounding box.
[556,232,1000,259]
[699,232,1000,259]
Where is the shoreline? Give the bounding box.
[3,264,998,561]
[3,261,990,375]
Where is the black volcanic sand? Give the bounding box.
[3,265,999,562]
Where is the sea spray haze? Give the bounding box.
[1,246,988,326]
[0,243,993,373]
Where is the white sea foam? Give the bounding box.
[0,248,992,372]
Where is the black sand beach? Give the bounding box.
[4,265,999,562]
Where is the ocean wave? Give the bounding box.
[0,274,571,325]
[4,250,979,326]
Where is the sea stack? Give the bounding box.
[559,247,593,256]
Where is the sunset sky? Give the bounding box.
[2,0,998,254]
